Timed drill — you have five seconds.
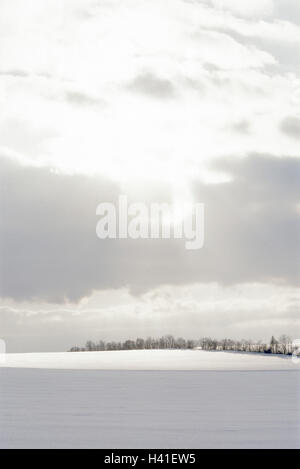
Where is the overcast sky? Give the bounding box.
[0,0,299,352]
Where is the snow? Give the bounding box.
[0,368,299,449]
[0,351,299,448]
[0,349,297,370]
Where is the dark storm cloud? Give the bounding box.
[128,73,176,99]
[0,154,299,303]
[197,154,300,285]
[280,117,300,140]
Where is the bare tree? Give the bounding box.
[279,335,292,355]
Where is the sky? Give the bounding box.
[0,0,299,352]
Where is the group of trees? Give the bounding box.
[69,335,196,352]
[198,334,293,355]
[69,334,294,355]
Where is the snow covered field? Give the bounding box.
[0,351,299,448]
[0,349,297,370]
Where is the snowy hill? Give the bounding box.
[0,349,295,370]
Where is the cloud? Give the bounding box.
[0,0,299,180]
[280,117,300,140]
[1,283,299,352]
[0,154,299,304]
[0,69,30,78]
[209,0,274,18]
[128,73,176,99]
[0,0,299,351]
[231,120,250,134]
[64,91,106,107]
[0,119,57,158]
[205,21,300,74]
[273,0,300,26]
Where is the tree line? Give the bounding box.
[69,334,294,355]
